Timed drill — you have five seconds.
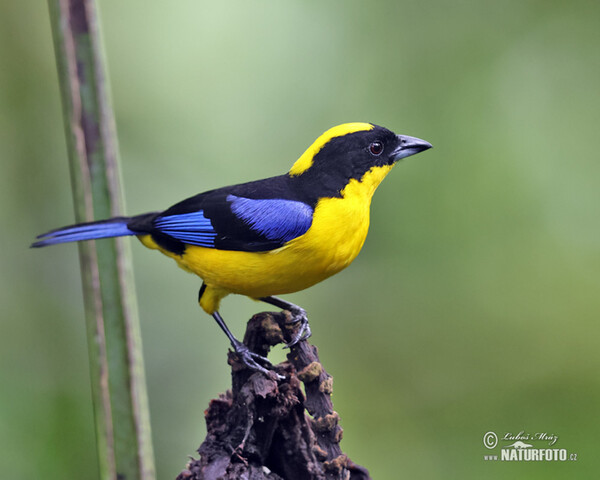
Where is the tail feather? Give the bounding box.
[31,217,137,248]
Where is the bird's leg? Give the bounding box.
[199,285,277,377]
[259,296,311,347]
[211,310,276,377]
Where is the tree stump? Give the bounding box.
[176,311,371,480]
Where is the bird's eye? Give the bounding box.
[369,141,383,156]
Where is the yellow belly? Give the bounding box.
[138,165,392,313]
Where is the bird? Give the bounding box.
[32,122,432,376]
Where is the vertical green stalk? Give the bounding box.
[47,1,155,479]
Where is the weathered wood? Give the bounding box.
[177,312,370,480]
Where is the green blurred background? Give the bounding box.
[2,1,599,478]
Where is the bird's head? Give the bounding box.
[288,122,432,198]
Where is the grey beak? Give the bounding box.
[392,135,433,161]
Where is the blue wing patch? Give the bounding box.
[227,195,313,243]
[154,210,217,247]
[153,197,313,250]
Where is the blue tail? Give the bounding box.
[31,217,136,248]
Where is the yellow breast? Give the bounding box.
[138,164,393,306]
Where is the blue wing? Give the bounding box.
[152,195,313,252]
[154,210,217,247]
[226,195,313,243]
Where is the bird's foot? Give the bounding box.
[257,296,312,348]
[232,340,284,380]
[284,306,312,348]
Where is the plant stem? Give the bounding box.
[47,1,155,478]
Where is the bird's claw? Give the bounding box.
[232,341,284,379]
[283,306,312,348]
